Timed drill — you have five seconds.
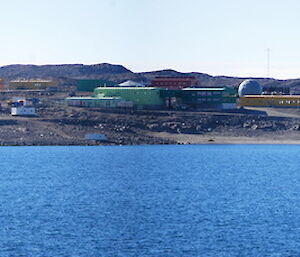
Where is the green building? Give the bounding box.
[94,87,165,108]
[68,85,237,110]
[65,96,133,108]
[179,87,237,109]
[77,79,117,92]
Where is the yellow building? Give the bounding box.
[239,95,300,107]
[9,80,57,90]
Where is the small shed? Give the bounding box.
[11,107,36,116]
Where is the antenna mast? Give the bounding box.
[267,48,270,78]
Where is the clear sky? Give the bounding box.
[1,0,300,79]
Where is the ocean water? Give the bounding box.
[0,145,299,256]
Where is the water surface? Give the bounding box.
[0,145,298,256]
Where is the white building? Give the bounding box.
[11,107,36,116]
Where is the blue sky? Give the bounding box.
[1,0,300,79]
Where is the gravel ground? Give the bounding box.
[0,103,299,145]
[0,91,300,145]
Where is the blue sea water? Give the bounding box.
[0,145,299,256]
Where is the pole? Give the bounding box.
[267,48,270,78]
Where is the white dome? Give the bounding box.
[119,80,145,87]
[238,79,262,97]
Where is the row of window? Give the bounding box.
[197,98,221,102]
[154,82,190,86]
[278,100,300,104]
[190,92,222,96]
[244,100,300,105]
[132,91,158,95]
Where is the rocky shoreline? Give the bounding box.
[0,99,300,145]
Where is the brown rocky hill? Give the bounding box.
[0,63,300,90]
[140,69,300,90]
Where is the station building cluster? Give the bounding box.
[66,76,300,110]
[66,77,237,110]
[0,75,296,110]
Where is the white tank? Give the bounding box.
[238,79,262,97]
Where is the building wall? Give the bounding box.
[0,79,5,90]
[11,107,36,116]
[77,80,117,92]
[65,97,123,108]
[150,76,198,89]
[263,86,290,95]
[94,87,165,107]
[179,88,237,108]
[9,80,57,90]
[240,96,300,107]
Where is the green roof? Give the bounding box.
[65,96,121,100]
[95,86,161,90]
[182,87,225,91]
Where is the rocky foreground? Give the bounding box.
[1,100,300,145]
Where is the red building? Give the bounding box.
[150,76,198,89]
[0,79,5,90]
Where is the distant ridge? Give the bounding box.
[0,63,132,79]
[0,63,299,89]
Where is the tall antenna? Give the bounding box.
[267,48,270,78]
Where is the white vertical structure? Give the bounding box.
[267,48,270,78]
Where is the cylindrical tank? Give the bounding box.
[238,79,262,97]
